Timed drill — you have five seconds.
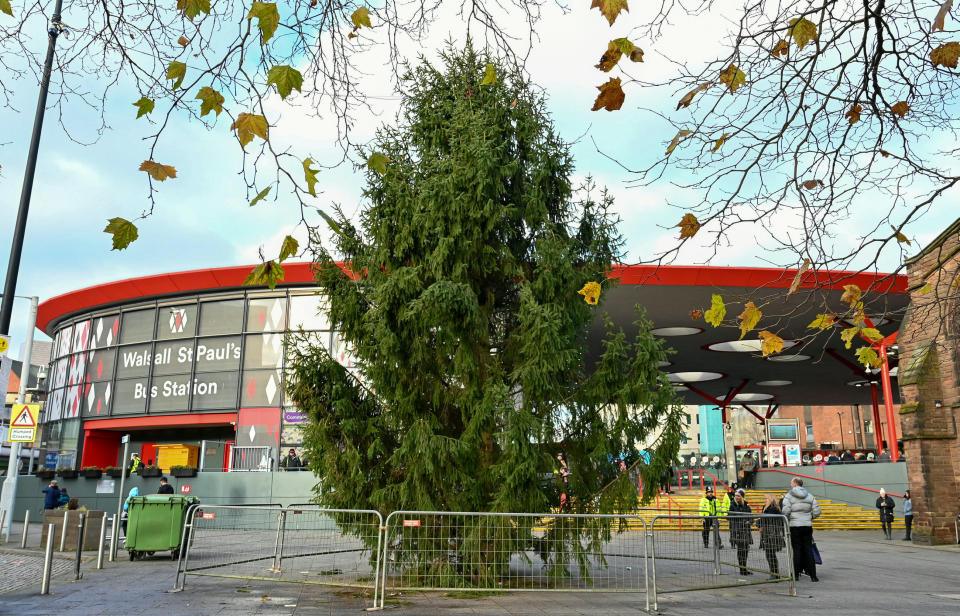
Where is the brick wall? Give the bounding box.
[899,218,960,545]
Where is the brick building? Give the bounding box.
[773,404,902,453]
[898,217,960,544]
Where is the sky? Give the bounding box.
[1,1,958,358]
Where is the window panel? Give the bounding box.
[47,388,65,422]
[289,294,330,331]
[157,304,197,340]
[194,336,242,372]
[89,314,120,349]
[120,308,156,344]
[115,343,153,378]
[331,333,358,368]
[199,299,244,336]
[244,334,284,369]
[148,374,192,412]
[56,324,73,357]
[246,296,287,332]
[191,372,240,410]
[151,340,195,376]
[82,381,113,417]
[241,369,284,407]
[112,379,148,414]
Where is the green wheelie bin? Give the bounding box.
[125,494,199,561]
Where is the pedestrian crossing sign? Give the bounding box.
[7,404,40,442]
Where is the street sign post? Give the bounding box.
[7,404,40,443]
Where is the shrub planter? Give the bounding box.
[170,467,197,478]
[81,468,103,479]
[139,466,162,478]
[57,469,78,480]
[35,469,55,480]
[105,468,124,479]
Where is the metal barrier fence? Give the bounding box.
[380,511,650,611]
[173,505,382,608]
[648,513,795,611]
[172,506,798,612]
[228,446,273,471]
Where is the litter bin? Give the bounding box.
[125,494,199,561]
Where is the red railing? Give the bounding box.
[675,469,729,493]
[757,468,904,498]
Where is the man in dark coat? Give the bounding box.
[42,480,61,510]
[728,489,754,575]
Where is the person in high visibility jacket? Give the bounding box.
[720,483,738,515]
[699,486,724,548]
[128,452,143,475]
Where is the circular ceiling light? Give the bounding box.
[757,380,792,386]
[657,360,672,368]
[767,354,811,362]
[847,379,871,387]
[668,371,724,383]
[707,339,798,353]
[732,392,774,402]
[652,327,703,337]
[671,384,689,391]
[889,366,899,377]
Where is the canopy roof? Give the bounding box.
[38,263,908,407]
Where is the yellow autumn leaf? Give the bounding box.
[591,77,625,111]
[138,160,178,181]
[840,284,862,306]
[930,41,960,68]
[704,294,726,327]
[788,258,811,295]
[807,313,836,330]
[841,326,861,349]
[860,327,884,342]
[351,6,372,29]
[712,133,729,152]
[578,281,602,305]
[851,302,867,325]
[758,331,784,357]
[891,101,910,117]
[230,113,268,148]
[737,301,762,339]
[719,64,746,93]
[890,225,911,245]
[917,283,933,294]
[855,346,882,369]
[771,40,789,57]
[595,38,642,72]
[788,17,818,50]
[845,104,862,124]
[666,129,693,156]
[590,0,629,26]
[676,82,710,110]
[677,213,701,238]
[933,0,953,32]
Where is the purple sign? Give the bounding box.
[284,410,307,424]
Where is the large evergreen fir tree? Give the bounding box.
[287,45,683,524]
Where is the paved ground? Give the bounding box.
[1,527,958,614]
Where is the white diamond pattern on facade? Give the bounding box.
[270,299,283,329]
[248,424,256,443]
[265,373,277,404]
[87,384,96,412]
[104,382,111,404]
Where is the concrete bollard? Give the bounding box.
[96,514,107,569]
[74,513,86,580]
[19,509,30,549]
[40,524,55,595]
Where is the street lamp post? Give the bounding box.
[0,295,39,542]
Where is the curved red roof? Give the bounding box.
[36,263,907,336]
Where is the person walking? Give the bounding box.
[121,486,140,538]
[41,480,61,510]
[902,489,913,541]
[876,488,895,540]
[758,493,786,579]
[699,486,724,549]
[782,477,821,582]
[728,489,754,575]
[157,476,175,494]
[740,453,757,489]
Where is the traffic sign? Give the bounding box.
[0,335,9,355]
[7,404,40,443]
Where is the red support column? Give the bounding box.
[879,344,900,461]
[870,383,885,452]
